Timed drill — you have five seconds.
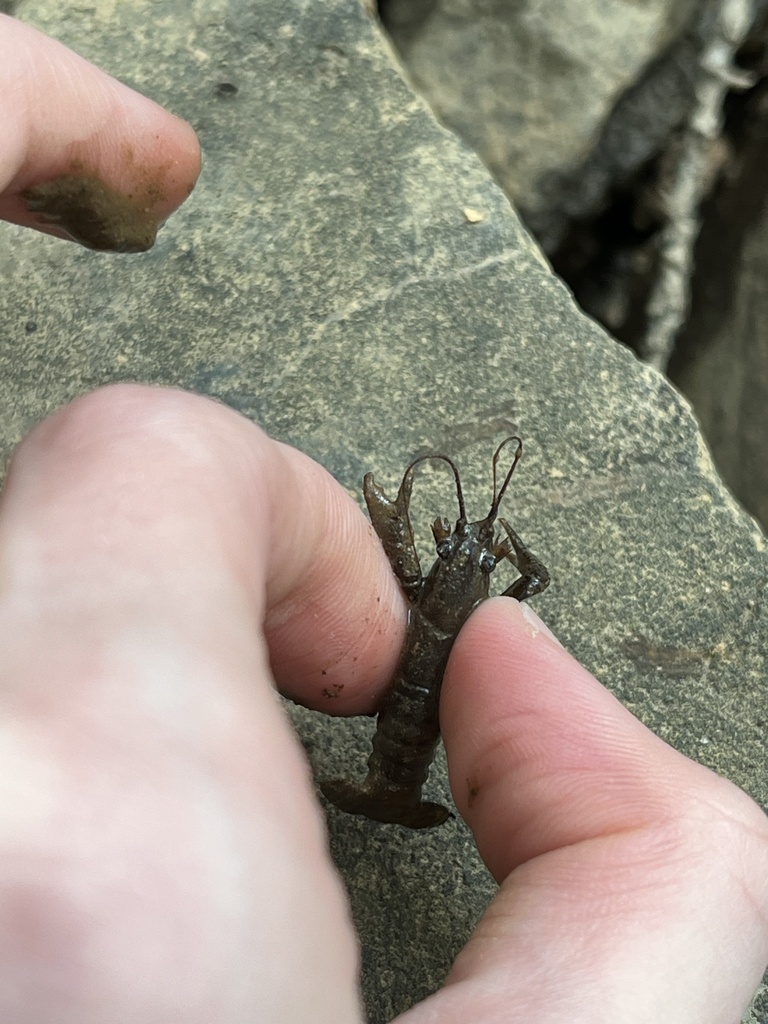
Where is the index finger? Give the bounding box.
[0,13,200,250]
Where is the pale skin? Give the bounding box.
[1,13,767,1024]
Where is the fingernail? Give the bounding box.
[23,173,162,252]
[520,601,564,647]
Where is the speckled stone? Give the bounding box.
[2,1,766,1020]
[378,0,703,248]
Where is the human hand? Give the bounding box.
[0,385,766,1024]
[2,15,766,1023]
[0,12,200,250]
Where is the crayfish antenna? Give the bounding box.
[403,452,466,524]
[486,435,523,523]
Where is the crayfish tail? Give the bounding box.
[320,778,452,829]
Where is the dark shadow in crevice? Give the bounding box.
[549,156,667,353]
[376,0,439,41]
[669,35,768,381]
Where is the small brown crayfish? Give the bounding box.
[321,436,550,829]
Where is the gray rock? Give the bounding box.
[671,74,768,530]
[378,0,703,248]
[2,0,766,1019]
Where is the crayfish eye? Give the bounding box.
[479,551,497,573]
[436,537,453,560]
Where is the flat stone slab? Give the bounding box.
[379,0,703,247]
[2,1,767,1019]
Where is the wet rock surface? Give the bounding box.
[2,0,767,1020]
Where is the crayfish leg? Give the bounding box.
[497,517,550,602]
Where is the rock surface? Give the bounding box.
[378,0,703,248]
[1,0,767,1019]
[671,74,768,530]
[378,0,768,538]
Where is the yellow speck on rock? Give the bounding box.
[462,207,485,223]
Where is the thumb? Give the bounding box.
[421,597,768,1024]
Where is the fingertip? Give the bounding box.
[441,597,686,882]
[4,383,405,720]
[0,14,201,250]
[518,598,565,647]
[263,451,408,716]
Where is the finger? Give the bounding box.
[0,13,200,250]
[0,386,395,1021]
[403,598,768,1023]
[443,597,697,878]
[0,385,405,715]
